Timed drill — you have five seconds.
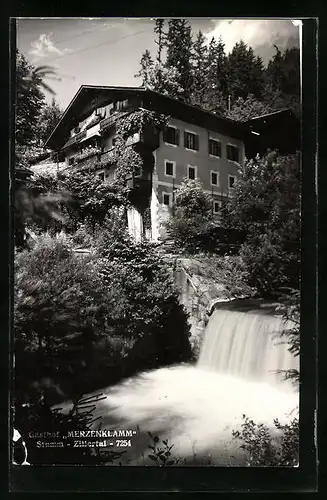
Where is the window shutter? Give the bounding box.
[176,128,180,145]
[184,131,188,148]
[195,134,199,151]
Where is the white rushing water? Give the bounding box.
[95,305,299,465]
[198,308,298,386]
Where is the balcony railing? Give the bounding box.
[63,130,87,149]
[72,148,116,171]
[63,109,137,151]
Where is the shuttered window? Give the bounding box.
[184,131,199,151]
[227,144,239,162]
[163,126,180,145]
[209,138,221,157]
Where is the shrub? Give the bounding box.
[15,226,192,402]
[165,179,215,251]
[275,288,300,385]
[14,233,109,400]
[95,217,192,371]
[146,432,182,466]
[209,254,256,299]
[222,152,300,296]
[232,414,299,466]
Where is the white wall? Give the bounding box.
[127,207,143,242]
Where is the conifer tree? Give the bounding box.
[190,30,209,108]
[134,49,154,87]
[38,98,62,146]
[201,37,228,114]
[165,19,193,102]
[264,46,300,112]
[154,19,166,63]
[227,40,264,101]
[16,51,46,147]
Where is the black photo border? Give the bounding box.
[4,5,320,494]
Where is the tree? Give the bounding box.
[14,234,109,398]
[222,152,300,296]
[136,60,184,98]
[190,31,209,108]
[135,49,154,87]
[154,19,166,63]
[226,93,275,122]
[264,46,300,113]
[227,40,265,100]
[95,218,192,370]
[38,98,62,145]
[15,51,46,147]
[19,63,58,96]
[165,179,214,249]
[165,19,193,102]
[203,36,228,113]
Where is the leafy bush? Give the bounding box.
[14,233,109,400]
[209,254,256,299]
[165,179,215,250]
[222,152,300,296]
[147,432,181,466]
[15,226,192,402]
[232,414,299,467]
[94,216,192,371]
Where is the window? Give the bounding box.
[211,171,219,186]
[188,165,197,180]
[68,157,75,166]
[134,165,142,177]
[95,107,105,118]
[213,201,222,214]
[165,160,176,177]
[162,192,172,206]
[227,144,240,163]
[228,175,236,188]
[98,172,105,181]
[163,126,180,146]
[184,131,199,151]
[209,138,221,157]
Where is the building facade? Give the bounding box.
[46,86,246,241]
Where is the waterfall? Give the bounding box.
[198,302,298,388]
[57,300,299,465]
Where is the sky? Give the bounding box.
[16,18,300,110]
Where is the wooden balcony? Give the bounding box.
[63,107,160,152]
[63,130,87,149]
[72,148,116,171]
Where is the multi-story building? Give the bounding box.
[46,86,247,241]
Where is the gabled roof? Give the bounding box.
[45,85,246,150]
[243,107,299,124]
[243,108,300,127]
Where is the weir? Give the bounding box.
[198,299,299,387]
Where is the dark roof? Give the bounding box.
[45,85,246,150]
[243,108,299,125]
[243,107,301,157]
